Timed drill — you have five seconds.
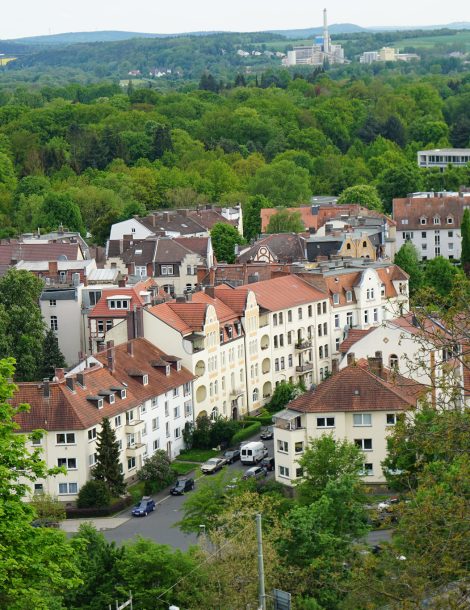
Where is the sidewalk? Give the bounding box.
[61,516,130,533]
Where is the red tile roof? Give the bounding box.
[12,339,195,432]
[89,280,157,319]
[286,360,423,414]
[339,329,373,353]
[393,196,469,231]
[148,302,208,334]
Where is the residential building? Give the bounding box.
[393,193,470,260]
[417,149,470,170]
[283,10,345,67]
[12,338,194,503]
[105,236,213,295]
[197,261,293,288]
[306,230,378,262]
[109,205,243,241]
[0,240,84,277]
[272,356,424,485]
[237,234,307,264]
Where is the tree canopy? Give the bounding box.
[210,222,245,264]
[265,209,305,234]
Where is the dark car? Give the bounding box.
[132,496,156,517]
[243,466,268,480]
[260,456,275,472]
[170,478,195,495]
[260,426,274,440]
[31,519,60,529]
[223,449,241,464]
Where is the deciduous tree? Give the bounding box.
[266,208,305,234]
[210,222,245,263]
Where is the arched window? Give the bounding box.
[389,354,399,369]
[346,243,351,250]
[363,241,367,248]
[252,388,259,402]
[210,407,219,421]
[273,313,278,326]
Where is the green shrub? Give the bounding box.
[231,421,261,445]
[244,415,273,426]
[77,480,112,509]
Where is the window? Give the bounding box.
[295,468,303,478]
[274,335,278,349]
[56,433,75,444]
[386,413,397,425]
[420,217,427,225]
[97,320,104,333]
[362,463,373,476]
[279,312,283,324]
[298,307,303,320]
[174,406,180,419]
[335,337,340,351]
[364,310,369,324]
[346,312,353,327]
[106,320,113,332]
[153,439,160,451]
[323,301,327,314]
[275,358,279,372]
[161,265,174,275]
[366,288,374,300]
[447,217,453,224]
[433,216,440,225]
[449,243,454,250]
[49,299,56,307]
[140,403,147,415]
[288,354,293,367]
[309,305,313,317]
[355,439,373,451]
[319,346,323,359]
[323,322,327,335]
[317,324,322,337]
[174,427,181,439]
[334,314,340,329]
[108,299,130,310]
[152,416,159,431]
[448,230,454,237]
[280,357,285,370]
[421,231,426,239]
[373,308,378,323]
[346,290,352,303]
[278,440,289,452]
[295,441,304,453]
[389,354,398,369]
[31,435,42,446]
[317,303,322,315]
[88,453,97,466]
[114,415,122,428]
[34,483,44,494]
[126,410,135,424]
[89,290,102,306]
[332,293,340,305]
[273,313,278,326]
[279,465,290,478]
[57,457,77,469]
[402,232,414,240]
[279,334,284,347]
[317,417,335,428]
[287,331,292,345]
[142,374,149,386]
[183,382,191,396]
[353,413,372,426]
[324,344,329,358]
[288,310,292,322]
[184,401,192,417]
[58,482,78,495]
[127,457,136,470]
[253,387,259,402]
[173,387,179,397]
[50,316,58,331]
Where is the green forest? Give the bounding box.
[0,68,470,244]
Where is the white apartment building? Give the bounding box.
[14,338,194,504]
[272,357,424,486]
[393,194,470,260]
[417,149,470,170]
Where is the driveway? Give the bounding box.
[103,437,275,550]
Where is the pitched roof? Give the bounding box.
[148,301,208,334]
[237,234,307,264]
[231,275,327,311]
[286,361,423,414]
[0,242,82,275]
[89,280,156,318]
[191,291,239,324]
[13,339,195,432]
[339,328,374,353]
[392,196,469,231]
[173,237,209,258]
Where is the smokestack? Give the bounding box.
[323,8,330,54]
[43,379,50,398]
[107,340,115,373]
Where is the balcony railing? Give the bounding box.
[125,443,145,457]
[295,340,312,350]
[125,419,144,433]
[296,363,313,372]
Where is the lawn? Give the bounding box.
[390,31,470,50]
[127,481,145,503]
[172,461,199,476]
[176,448,219,462]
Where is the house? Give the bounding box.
[417,149,470,170]
[237,234,307,264]
[306,231,377,262]
[393,192,470,260]
[12,338,195,503]
[272,356,424,485]
[197,261,292,288]
[105,235,213,296]
[0,241,84,276]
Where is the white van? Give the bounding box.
[240,441,268,465]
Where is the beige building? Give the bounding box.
[272,356,424,485]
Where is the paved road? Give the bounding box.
[104,437,275,550]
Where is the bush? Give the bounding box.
[231,421,261,445]
[66,495,132,518]
[209,417,240,448]
[244,415,274,426]
[77,480,112,509]
[137,450,175,494]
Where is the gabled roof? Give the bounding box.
[286,361,423,414]
[339,328,373,353]
[173,237,209,258]
[214,285,250,315]
[237,233,307,264]
[89,279,156,318]
[191,291,239,324]
[231,275,327,311]
[393,196,468,230]
[148,301,208,334]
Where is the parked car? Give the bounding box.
[243,466,268,480]
[260,426,274,440]
[378,497,401,511]
[201,457,225,474]
[170,478,195,495]
[132,496,156,517]
[223,449,241,464]
[31,519,60,529]
[260,456,275,472]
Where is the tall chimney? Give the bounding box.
[66,377,75,392]
[127,341,134,357]
[107,340,115,373]
[368,351,384,379]
[43,378,50,398]
[55,368,65,381]
[347,352,355,366]
[331,359,339,375]
[323,8,330,54]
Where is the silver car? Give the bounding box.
[201,457,225,474]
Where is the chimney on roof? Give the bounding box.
[331,359,339,375]
[163,211,171,222]
[76,372,85,387]
[127,341,134,357]
[54,368,65,381]
[43,378,50,398]
[368,351,384,378]
[185,292,192,302]
[66,377,75,392]
[180,209,188,217]
[48,261,58,276]
[205,285,215,298]
[176,296,186,303]
[347,352,355,366]
[118,278,126,288]
[107,340,115,373]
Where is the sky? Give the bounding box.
[1,0,469,39]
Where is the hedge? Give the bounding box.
[65,495,133,518]
[244,415,274,426]
[231,421,261,445]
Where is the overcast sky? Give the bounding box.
[1,0,469,39]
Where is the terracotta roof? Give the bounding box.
[214,286,250,315]
[13,339,195,432]
[392,196,468,231]
[173,237,209,258]
[287,361,423,414]
[187,209,238,231]
[232,275,327,311]
[339,329,374,353]
[89,279,156,318]
[191,291,239,324]
[148,301,208,334]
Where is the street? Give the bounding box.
[104,437,275,550]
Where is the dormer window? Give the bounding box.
[332,293,340,305]
[109,394,115,404]
[87,396,104,409]
[111,386,126,399]
[447,216,453,224]
[108,298,130,310]
[433,216,440,225]
[176,361,181,371]
[143,374,149,386]
[165,365,170,376]
[420,217,427,225]
[227,326,233,339]
[346,290,352,303]
[220,329,224,343]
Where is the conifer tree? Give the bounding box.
[92,417,126,496]
[460,208,470,268]
[40,328,66,380]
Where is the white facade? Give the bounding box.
[109,218,155,241]
[396,226,461,261]
[417,149,470,169]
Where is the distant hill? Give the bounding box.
[267,23,366,38]
[8,30,222,45]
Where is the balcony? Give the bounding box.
[295,339,312,351]
[229,387,245,398]
[125,419,144,434]
[296,363,313,372]
[125,443,146,457]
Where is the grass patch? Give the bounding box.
[172,462,199,476]
[176,448,219,462]
[127,481,145,503]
